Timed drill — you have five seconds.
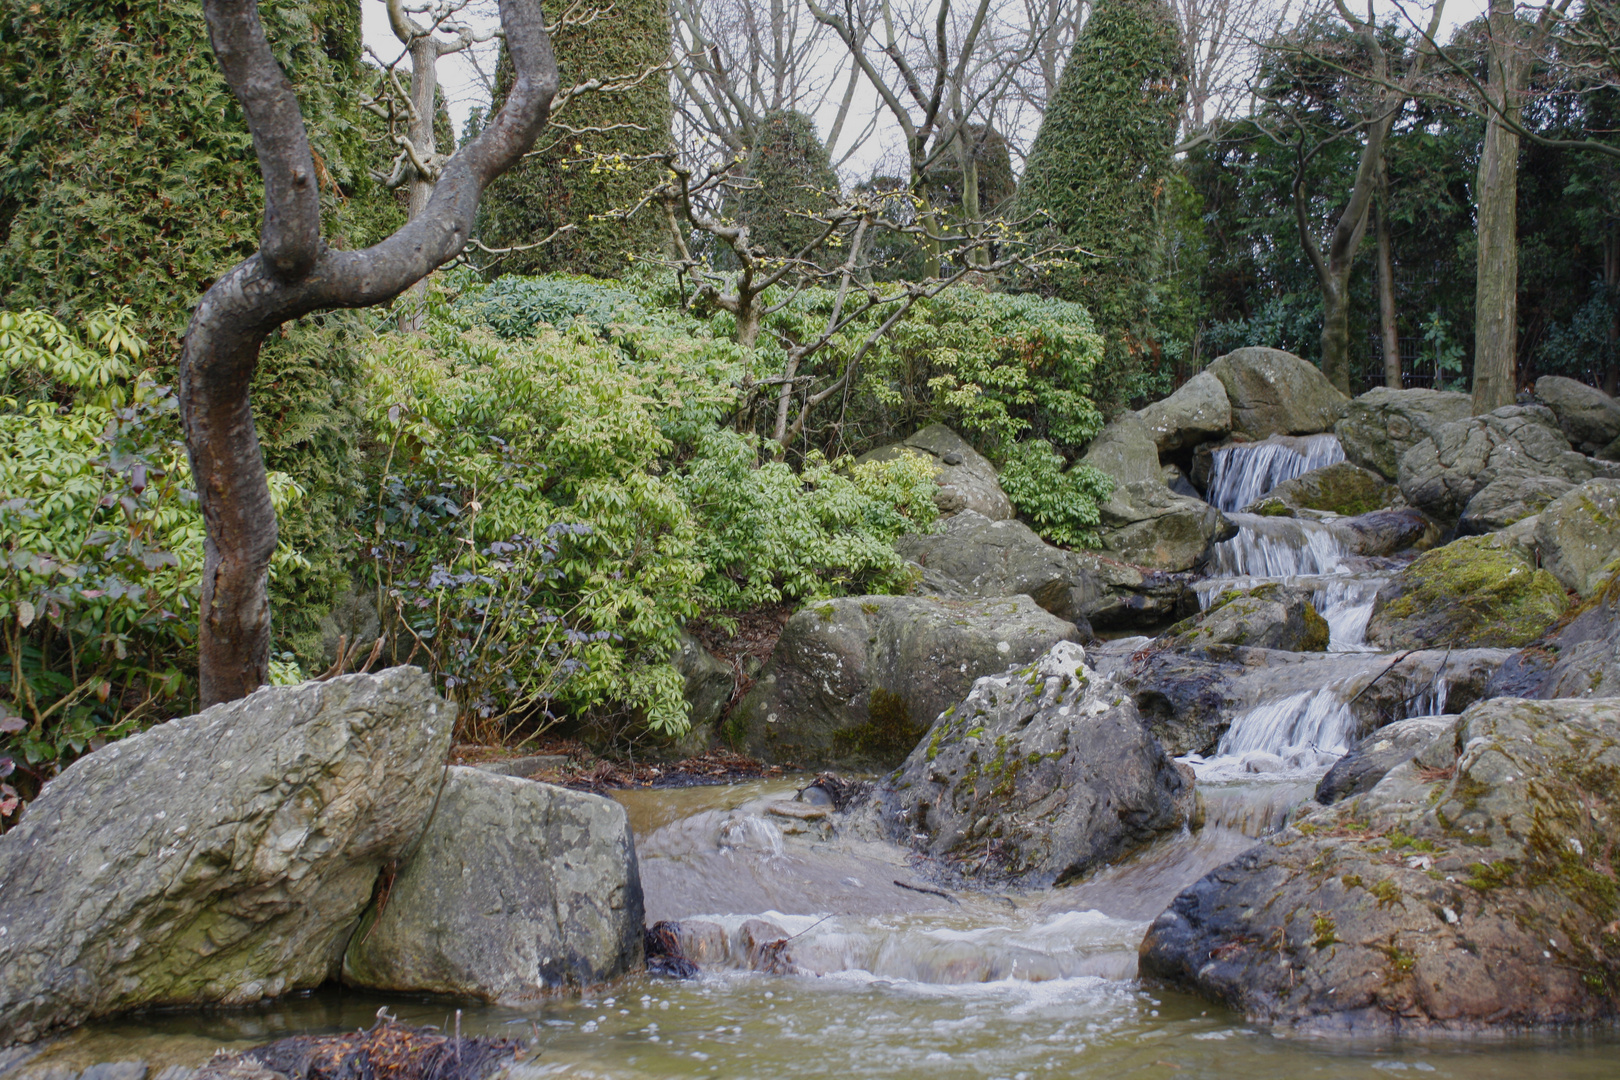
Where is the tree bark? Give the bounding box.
[1472,0,1523,414]
[1375,160,1401,388]
[183,0,558,705]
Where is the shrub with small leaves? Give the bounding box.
[998,439,1116,548]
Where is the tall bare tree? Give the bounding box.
[181,0,558,705]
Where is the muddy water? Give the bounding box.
[38,778,1620,1078]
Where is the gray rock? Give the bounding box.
[896,511,1109,621]
[1457,474,1573,535]
[1140,696,1620,1031]
[1534,375,1620,454]
[897,511,1194,628]
[1366,536,1567,650]
[868,642,1194,887]
[474,754,568,777]
[1335,387,1474,480]
[0,669,453,1046]
[674,632,734,731]
[342,768,643,1000]
[1137,370,1232,452]
[1534,478,1620,597]
[1397,404,1620,527]
[1079,412,1163,486]
[1162,584,1329,653]
[1204,348,1350,439]
[1486,563,1620,701]
[1098,481,1236,572]
[1333,508,1432,557]
[859,424,1013,520]
[1315,715,1455,804]
[726,594,1081,768]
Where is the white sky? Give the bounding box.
[360,0,1490,180]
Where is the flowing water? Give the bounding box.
[22,434,1618,1075]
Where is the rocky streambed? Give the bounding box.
[5,351,1620,1076]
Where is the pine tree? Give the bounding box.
[734,111,841,258]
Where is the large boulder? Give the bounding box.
[1137,369,1232,452]
[896,510,1110,622]
[868,642,1194,887]
[1162,584,1329,652]
[1140,697,1620,1031]
[1333,507,1434,557]
[1244,461,1399,517]
[1397,404,1620,527]
[1204,348,1349,440]
[1366,535,1567,650]
[1334,387,1474,480]
[1534,375,1620,455]
[726,594,1081,768]
[899,511,1196,629]
[1079,412,1164,486]
[859,424,1013,520]
[1098,480,1236,572]
[342,768,643,1000]
[0,669,453,1046]
[1535,479,1620,597]
[1486,565,1620,701]
[1456,474,1573,535]
[674,632,734,732]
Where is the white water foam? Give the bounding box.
[1205,433,1346,512]
[1188,685,1358,783]
[1311,577,1382,652]
[1206,514,1349,579]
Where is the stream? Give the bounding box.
[21,434,1620,1076]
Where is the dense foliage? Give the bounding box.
[1017,0,1185,404]
[479,0,673,277]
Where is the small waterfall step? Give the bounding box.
[1205,433,1345,513]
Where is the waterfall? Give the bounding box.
[1205,433,1345,512]
[1206,513,1348,579]
[1407,674,1449,717]
[1216,686,1357,760]
[1311,577,1381,652]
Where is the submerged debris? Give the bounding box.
[644,920,700,978]
[196,1011,520,1080]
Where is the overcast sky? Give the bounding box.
[360,0,1491,181]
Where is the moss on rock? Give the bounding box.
[1367,536,1569,649]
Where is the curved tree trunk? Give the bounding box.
[183,0,559,705]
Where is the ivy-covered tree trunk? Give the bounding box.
[183,0,559,705]
[1473,0,1524,414]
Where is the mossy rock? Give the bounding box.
[1246,461,1397,517]
[1367,536,1569,650]
[1164,584,1329,652]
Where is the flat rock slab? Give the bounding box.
[0,669,452,1046]
[342,767,643,1001]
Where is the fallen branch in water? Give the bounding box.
[894,879,960,905]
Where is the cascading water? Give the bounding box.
[1204,433,1345,513]
[1204,513,1348,578]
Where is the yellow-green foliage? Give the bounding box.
[480,0,673,277]
[0,308,304,781]
[362,282,939,736]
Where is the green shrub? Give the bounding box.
[0,308,305,812]
[679,429,938,612]
[733,111,842,259]
[361,294,936,739]
[454,273,653,338]
[999,440,1116,548]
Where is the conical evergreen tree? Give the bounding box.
[1017,0,1184,401]
[734,110,841,258]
